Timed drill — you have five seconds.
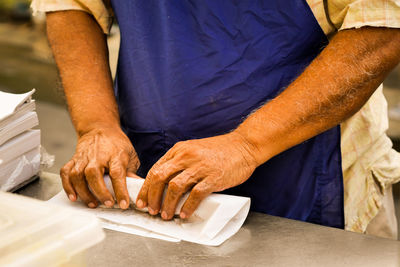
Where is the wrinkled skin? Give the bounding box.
[47,11,400,221]
[60,127,140,209]
[136,132,258,220]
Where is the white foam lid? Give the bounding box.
[0,192,105,266]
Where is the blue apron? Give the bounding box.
[111,0,344,228]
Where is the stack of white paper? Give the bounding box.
[0,90,41,191]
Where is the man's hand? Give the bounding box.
[46,10,139,209]
[61,126,140,209]
[136,132,257,220]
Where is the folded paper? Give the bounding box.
[49,176,250,246]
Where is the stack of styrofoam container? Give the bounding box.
[0,89,41,191]
[0,191,105,266]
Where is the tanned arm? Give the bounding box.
[236,27,400,165]
[46,11,140,210]
[136,27,400,220]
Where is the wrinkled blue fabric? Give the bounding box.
[111,0,344,229]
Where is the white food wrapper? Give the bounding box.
[49,176,251,246]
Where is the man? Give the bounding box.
[32,0,400,238]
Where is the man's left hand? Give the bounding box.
[136,132,258,220]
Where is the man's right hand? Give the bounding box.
[60,126,140,210]
[46,11,140,210]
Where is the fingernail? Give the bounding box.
[180,212,187,219]
[88,202,96,208]
[68,194,76,201]
[148,207,155,215]
[120,200,128,209]
[105,200,113,207]
[137,199,144,208]
[161,211,168,220]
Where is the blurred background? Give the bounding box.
[1,1,400,234]
[0,0,120,173]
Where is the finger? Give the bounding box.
[109,158,129,209]
[85,162,115,207]
[136,159,181,210]
[126,152,140,176]
[147,161,183,215]
[60,160,77,201]
[161,170,199,220]
[180,181,212,219]
[136,175,150,209]
[70,160,98,208]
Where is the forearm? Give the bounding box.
[46,10,120,137]
[235,27,400,166]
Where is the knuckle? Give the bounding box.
[191,187,203,196]
[192,185,209,197]
[180,147,195,158]
[70,173,81,184]
[119,152,130,164]
[69,167,80,178]
[146,169,156,181]
[152,168,163,178]
[60,168,68,178]
[188,148,201,158]
[182,171,195,180]
[168,180,183,194]
[171,152,185,162]
[60,164,71,177]
[173,141,189,152]
[84,165,98,177]
[173,141,184,148]
[110,165,124,178]
[149,168,166,182]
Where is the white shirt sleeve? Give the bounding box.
[31,0,112,34]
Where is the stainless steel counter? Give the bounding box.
[17,172,400,267]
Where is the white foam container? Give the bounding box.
[0,192,105,266]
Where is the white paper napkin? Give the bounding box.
[49,176,250,246]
